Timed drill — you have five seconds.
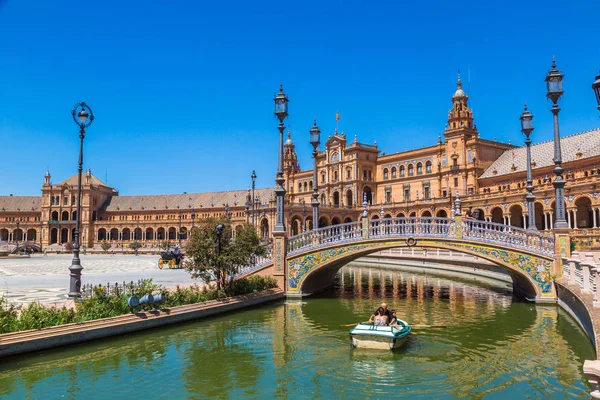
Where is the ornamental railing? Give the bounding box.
[234,242,273,277]
[287,217,555,258]
[287,221,363,255]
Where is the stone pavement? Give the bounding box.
[0,254,199,306]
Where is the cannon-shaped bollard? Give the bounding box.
[127,293,165,313]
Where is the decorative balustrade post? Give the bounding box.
[583,360,600,399]
[593,266,600,307]
[554,232,571,278]
[361,193,370,239]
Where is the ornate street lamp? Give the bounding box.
[15,220,20,255]
[592,71,600,112]
[309,118,321,231]
[273,84,289,232]
[545,59,568,229]
[191,210,196,231]
[135,219,140,256]
[225,203,231,220]
[178,211,182,246]
[251,171,257,226]
[68,102,94,298]
[520,103,537,231]
[245,189,251,223]
[215,224,224,292]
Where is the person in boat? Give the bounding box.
[369,306,389,326]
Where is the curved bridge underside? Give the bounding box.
[286,237,555,302]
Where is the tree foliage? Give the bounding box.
[183,218,265,292]
[100,241,111,253]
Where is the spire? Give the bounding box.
[284,128,294,147]
[446,70,474,134]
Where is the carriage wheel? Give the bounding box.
[158,260,164,269]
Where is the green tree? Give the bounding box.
[128,242,142,250]
[184,218,265,293]
[100,240,112,253]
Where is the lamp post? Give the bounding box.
[251,171,257,226]
[191,210,196,231]
[592,71,600,112]
[15,220,20,255]
[245,190,251,224]
[521,104,537,231]
[69,102,94,298]
[178,211,182,247]
[225,203,231,220]
[545,59,568,229]
[216,224,224,292]
[309,118,321,230]
[135,219,139,256]
[273,84,289,233]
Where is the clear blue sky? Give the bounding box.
[0,0,598,196]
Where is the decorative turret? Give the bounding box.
[283,129,301,174]
[445,71,476,137]
[44,170,51,185]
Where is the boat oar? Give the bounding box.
[340,322,369,328]
[410,324,447,329]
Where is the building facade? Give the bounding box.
[1,76,599,250]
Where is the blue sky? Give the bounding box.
[0,0,598,196]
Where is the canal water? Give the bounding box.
[0,264,595,399]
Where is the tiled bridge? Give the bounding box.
[239,215,563,303]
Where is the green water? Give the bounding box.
[0,264,595,399]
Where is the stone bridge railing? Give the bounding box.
[237,216,555,277]
[288,217,555,258]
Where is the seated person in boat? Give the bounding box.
[389,310,402,328]
[369,307,389,326]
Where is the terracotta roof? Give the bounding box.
[102,188,275,212]
[58,172,110,188]
[480,128,600,179]
[0,196,41,212]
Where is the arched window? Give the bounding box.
[383,168,389,180]
[304,182,308,192]
[408,164,414,176]
[330,152,339,162]
[309,181,313,190]
[298,182,302,192]
[321,172,326,184]
[61,211,69,221]
[391,167,397,178]
[416,163,423,175]
[425,161,432,173]
[399,166,405,177]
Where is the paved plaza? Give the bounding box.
[0,255,198,305]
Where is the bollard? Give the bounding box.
[140,294,154,305]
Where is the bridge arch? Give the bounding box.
[292,238,549,302]
[283,217,555,303]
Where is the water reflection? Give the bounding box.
[0,263,594,399]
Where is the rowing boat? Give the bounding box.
[349,321,411,350]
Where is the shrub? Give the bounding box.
[100,241,111,253]
[0,297,19,334]
[17,301,77,331]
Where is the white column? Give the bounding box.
[522,215,527,229]
[593,208,598,229]
[550,213,554,230]
[567,210,572,229]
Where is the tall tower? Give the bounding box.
[283,130,301,174]
[444,72,479,197]
[444,72,477,137]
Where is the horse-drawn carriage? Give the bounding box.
[158,248,184,269]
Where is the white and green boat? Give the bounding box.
[349,321,412,350]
